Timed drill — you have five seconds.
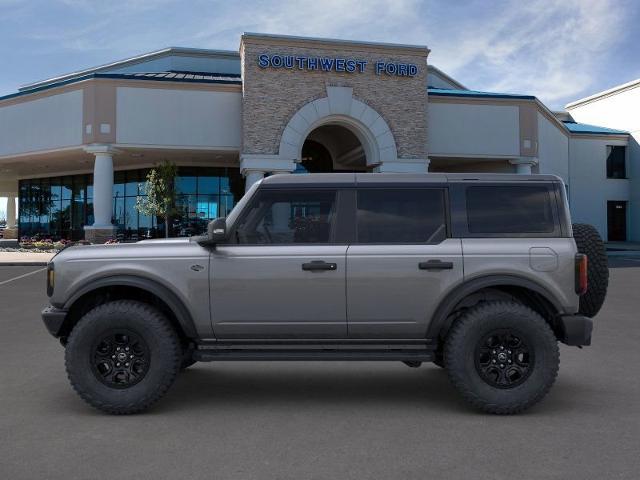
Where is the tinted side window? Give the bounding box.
[356,188,447,243]
[466,186,554,234]
[234,189,337,244]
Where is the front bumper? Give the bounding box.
[42,306,68,338]
[558,314,593,346]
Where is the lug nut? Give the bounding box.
[125,347,129,351]
[130,355,134,359]
[500,346,504,350]
[500,364,504,368]
[111,355,116,359]
[125,363,129,367]
[507,350,511,354]
[116,363,120,367]
[492,359,496,363]
[508,359,512,363]
[492,350,496,354]
[116,347,121,351]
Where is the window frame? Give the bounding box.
[606,145,627,180]
[352,186,451,245]
[450,182,562,238]
[226,187,351,246]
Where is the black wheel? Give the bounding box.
[65,300,182,414]
[572,223,609,318]
[444,301,559,414]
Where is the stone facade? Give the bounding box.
[240,34,429,161]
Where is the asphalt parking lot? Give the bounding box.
[1,260,639,480]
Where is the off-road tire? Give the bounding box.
[65,300,182,414]
[181,346,197,370]
[572,223,609,318]
[444,301,559,414]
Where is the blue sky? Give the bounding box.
[1,0,639,219]
[1,0,639,109]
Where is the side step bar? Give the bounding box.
[193,349,434,362]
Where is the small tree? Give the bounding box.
[136,161,178,238]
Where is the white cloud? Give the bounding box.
[5,0,634,109]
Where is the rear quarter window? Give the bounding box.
[466,185,556,235]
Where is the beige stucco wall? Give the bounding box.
[240,35,429,160]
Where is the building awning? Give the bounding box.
[562,121,628,135]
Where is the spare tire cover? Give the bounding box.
[572,223,609,318]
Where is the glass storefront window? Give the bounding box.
[18,166,242,241]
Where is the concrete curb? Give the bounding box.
[0,262,48,266]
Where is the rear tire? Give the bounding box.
[572,223,609,317]
[65,300,182,414]
[444,301,559,414]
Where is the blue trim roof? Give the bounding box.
[428,87,535,100]
[562,121,628,135]
[0,71,242,102]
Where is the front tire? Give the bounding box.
[444,301,559,414]
[65,300,182,414]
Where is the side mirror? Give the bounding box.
[207,217,227,244]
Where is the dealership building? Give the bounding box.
[0,33,635,243]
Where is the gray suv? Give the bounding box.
[42,173,608,415]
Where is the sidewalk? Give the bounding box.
[0,251,56,266]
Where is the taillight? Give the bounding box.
[575,254,588,295]
[47,263,55,297]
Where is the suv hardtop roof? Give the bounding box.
[261,172,563,186]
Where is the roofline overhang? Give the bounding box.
[19,47,240,93]
[1,72,241,104]
[429,90,629,139]
[565,78,640,109]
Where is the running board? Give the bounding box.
[193,349,434,362]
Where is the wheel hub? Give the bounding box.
[475,329,534,388]
[91,330,150,389]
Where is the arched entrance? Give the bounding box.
[298,124,368,173]
[278,86,400,173]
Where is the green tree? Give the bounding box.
[135,161,178,238]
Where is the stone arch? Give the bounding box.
[278,86,398,168]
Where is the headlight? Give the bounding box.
[47,263,55,297]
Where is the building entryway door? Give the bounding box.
[607,201,627,241]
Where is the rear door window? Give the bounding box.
[356,188,447,243]
[466,185,556,235]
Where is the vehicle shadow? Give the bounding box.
[154,363,474,414]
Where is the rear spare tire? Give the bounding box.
[572,223,609,317]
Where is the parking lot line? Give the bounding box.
[0,267,46,287]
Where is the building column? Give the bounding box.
[240,154,296,193]
[84,145,117,243]
[2,195,18,240]
[510,157,539,175]
[6,195,16,229]
[243,170,265,193]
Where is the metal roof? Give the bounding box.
[562,121,628,135]
[428,88,536,100]
[0,71,241,103]
[19,47,240,92]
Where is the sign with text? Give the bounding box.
[257,53,418,77]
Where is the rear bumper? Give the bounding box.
[42,306,68,338]
[558,314,593,346]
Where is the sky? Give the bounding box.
[0,0,639,217]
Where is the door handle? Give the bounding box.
[419,260,454,271]
[302,261,338,272]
